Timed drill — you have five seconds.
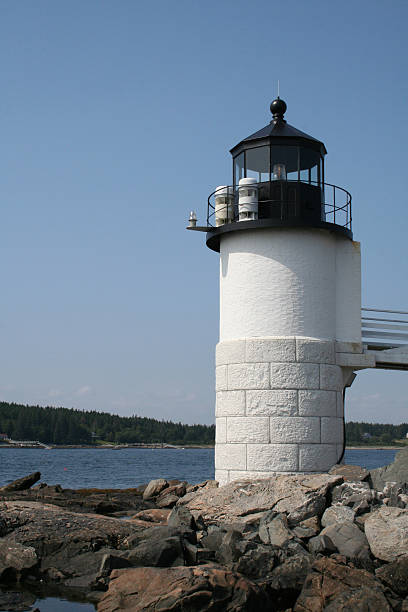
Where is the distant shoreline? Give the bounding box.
[0,444,404,451]
[0,443,214,450]
[346,446,403,450]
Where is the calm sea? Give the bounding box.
[0,447,399,611]
[0,447,399,489]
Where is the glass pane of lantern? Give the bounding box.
[300,168,309,183]
[311,163,318,185]
[270,146,298,181]
[245,146,269,183]
[234,153,245,188]
[299,148,321,185]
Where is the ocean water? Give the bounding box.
[0,447,400,611]
[0,447,399,490]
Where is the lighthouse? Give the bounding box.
[188,98,373,486]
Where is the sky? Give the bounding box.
[0,0,407,425]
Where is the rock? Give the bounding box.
[330,481,377,514]
[93,500,123,515]
[329,464,369,482]
[265,554,313,611]
[167,505,197,530]
[179,474,343,526]
[320,521,370,559]
[376,554,408,597]
[383,482,408,508]
[156,493,179,508]
[0,472,41,492]
[0,500,146,588]
[157,483,186,500]
[0,541,38,579]
[96,552,132,583]
[365,506,408,561]
[200,526,227,553]
[233,543,276,579]
[185,479,218,494]
[123,524,196,550]
[142,478,169,500]
[308,534,337,555]
[321,505,356,527]
[294,556,391,611]
[124,535,184,568]
[155,483,187,509]
[216,530,243,564]
[97,565,268,611]
[131,508,170,524]
[292,516,320,539]
[183,541,215,565]
[370,447,408,491]
[0,590,36,611]
[259,512,293,547]
[0,485,151,516]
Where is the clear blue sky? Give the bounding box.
[0,0,407,424]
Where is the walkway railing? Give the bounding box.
[362,308,408,349]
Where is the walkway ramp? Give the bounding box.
[362,308,408,371]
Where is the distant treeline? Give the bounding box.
[345,421,408,445]
[0,402,407,446]
[0,402,215,446]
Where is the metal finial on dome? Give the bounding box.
[270,97,287,122]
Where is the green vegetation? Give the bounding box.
[0,401,407,447]
[345,421,408,446]
[0,402,215,446]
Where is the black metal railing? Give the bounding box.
[207,180,352,231]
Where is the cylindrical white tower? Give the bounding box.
[190,98,362,486]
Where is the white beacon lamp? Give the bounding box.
[272,163,287,180]
[238,177,258,221]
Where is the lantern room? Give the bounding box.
[205,98,352,252]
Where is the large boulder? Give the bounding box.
[142,478,169,500]
[259,512,294,547]
[319,521,370,560]
[370,446,408,491]
[0,501,146,588]
[97,565,268,611]
[122,525,189,568]
[321,505,355,527]
[167,505,197,530]
[179,474,343,526]
[0,484,151,516]
[0,472,41,492]
[365,506,408,561]
[294,556,391,611]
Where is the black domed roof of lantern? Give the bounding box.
[230,98,327,157]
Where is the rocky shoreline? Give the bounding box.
[0,450,408,611]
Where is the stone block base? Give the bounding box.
[215,337,356,485]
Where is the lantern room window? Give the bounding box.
[246,146,269,183]
[233,145,324,188]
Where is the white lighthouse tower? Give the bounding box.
[189,98,371,486]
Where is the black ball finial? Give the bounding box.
[270,97,287,122]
